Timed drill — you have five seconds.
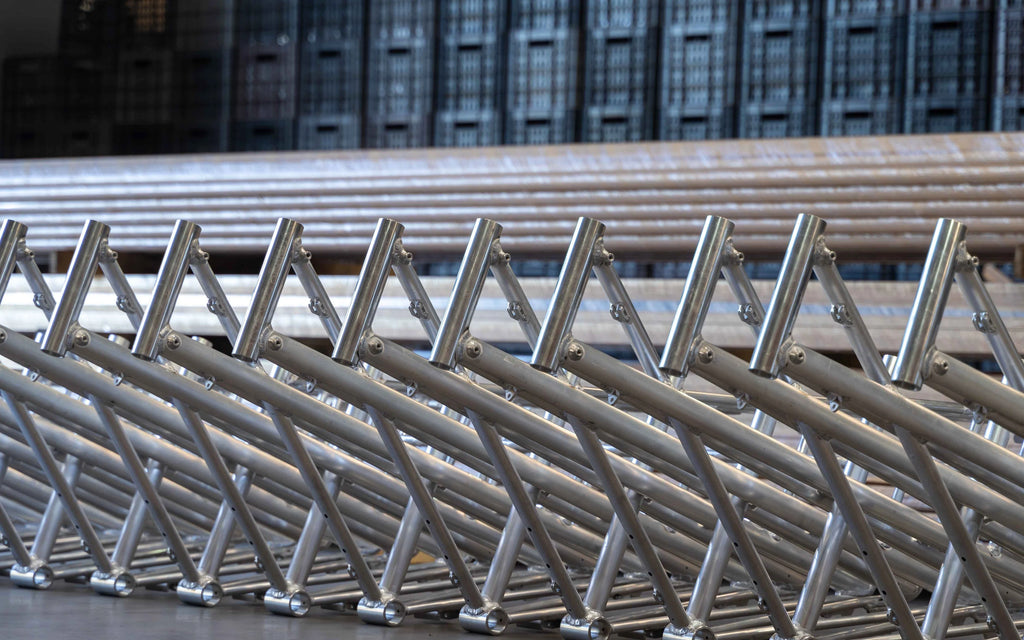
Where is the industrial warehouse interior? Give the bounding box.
[1,2,1024,640]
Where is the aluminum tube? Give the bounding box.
[189,257,240,341]
[750,213,827,378]
[0,220,27,300]
[922,351,1024,437]
[39,220,108,356]
[332,218,403,365]
[532,218,604,373]
[14,246,54,315]
[891,219,966,389]
[111,460,163,569]
[291,253,344,342]
[430,218,502,369]
[133,220,201,361]
[197,467,253,578]
[954,267,1024,391]
[489,260,542,344]
[233,218,303,362]
[593,263,661,378]
[660,215,734,376]
[391,260,441,339]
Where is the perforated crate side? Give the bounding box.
[0,123,61,159]
[1,58,65,123]
[62,121,114,156]
[584,27,659,108]
[115,50,175,125]
[505,109,576,144]
[660,22,738,108]
[746,0,820,21]
[739,104,813,137]
[905,96,988,131]
[741,16,820,104]
[365,116,432,149]
[821,98,903,134]
[368,0,435,39]
[435,111,502,146]
[113,123,175,155]
[823,16,906,102]
[176,50,232,122]
[176,121,230,153]
[907,8,992,98]
[585,0,658,28]
[366,39,434,117]
[176,0,234,50]
[509,0,579,30]
[300,0,363,42]
[911,0,992,9]
[234,43,298,121]
[59,0,121,60]
[582,105,649,142]
[439,0,506,37]
[507,29,580,111]
[663,0,734,25]
[658,105,736,139]
[231,119,295,151]
[65,58,117,123]
[298,39,363,116]
[235,0,299,45]
[828,0,908,16]
[296,114,361,150]
[437,34,504,112]
[118,0,176,48]
[994,96,1024,129]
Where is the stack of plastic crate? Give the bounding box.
[821,0,907,136]
[365,2,435,148]
[0,58,66,158]
[434,0,506,147]
[904,0,992,132]
[174,0,235,152]
[580,0,659,142]
[295,0,363,150]
[232,0,299,151]
[992,0,1023,130]
[658,0,740,140]
[505,0,581,144]
[738,0,821,138]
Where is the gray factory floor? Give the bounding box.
[0,580,551,640]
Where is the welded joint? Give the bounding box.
[362,334,385,357]
[392,238,413,265]
[462,337,483,360]
[811,236,836,266]
[722,239,744,266]
[609,302,631,324]
[738,303,761,327]
[96,241,118,265]
[592,238,614,267]
[953,241,978,272]
[829,304,853,327]
[408,299,430,320]
[488,239,510,266]
[506,300,527,322]
[971,311,996,334]
[187,241,209,266]
[565,339,585,362]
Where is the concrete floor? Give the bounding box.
[0,580,552,640]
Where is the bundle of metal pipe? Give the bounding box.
[1,133,1024,259]
[1,213,1023,640]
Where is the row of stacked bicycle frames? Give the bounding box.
[0,211,1022,640]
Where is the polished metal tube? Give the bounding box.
[430,218,502,370]
[660,215,734,376]
[40,220,109,357]
[891,219,966,390]
[531,217,605,373]
[749,213,826,378]
[233,218,303,363]
[0,219,28,301]
[133,220,201,361]
[333,218,403,365]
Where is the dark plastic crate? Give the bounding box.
[65,57,117,122]
[584,27,659,108]
[905,96,988,131]
[115,49,175,125]
[509,0,578,29]
[176,121,230,153]
[298,40,363,115]
[231,119,295,151]
[435,111,501,146]
[992,5,1023,128]
[995,97,1024,130]
[0,123,61,159]
[658,105,736,139]
[582,105,648,141]
[828,0,907,16]
[113,123,175,155]
[366,38,435,117]
[907,8,992,99]
[364,116,432,149]
[740,104,813,138]
[296,114,360,150]
[439,0,506,37]
[822,99,903,134]
[505,109,576,144]
[823,16,906,101]
[1,58,65,123]
[300,0,363,42]
[62,121,114,156]
[738,1,821,137]
[176,0,234,50]
[234,43,297,121]
[368,0,435,39]
[507,29,580,111]
[437,34,505,113]
[235,0,299,45]
[176,50,232,122]
[118,0,176,48]
[585,0,658,28]
[659,4,739,110]
[59,0,121,60]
